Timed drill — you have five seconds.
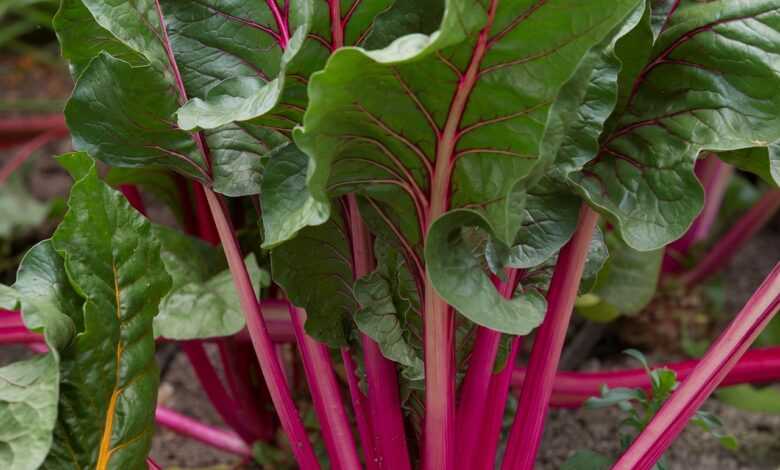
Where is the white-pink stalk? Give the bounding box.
[502,205,600,470]
[155,406,252,457]
[289,306,361,470]
[613,263,780,470]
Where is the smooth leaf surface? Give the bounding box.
[561,450,613,470]
[425,209,546,335]
[44,153,171,469]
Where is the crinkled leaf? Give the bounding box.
[296,0,645,252]
[425,209,546,335]
[0,241,86,470]
[354,241,423,382]
[0,355,59,470]
[577,233,662,320]
[0,174,48,240]
[261,143,329,249]
[271,211,354,347]
[718,143,780,188]
[569,0,780,250]
[362,0,444,49]
[43,152,171,469]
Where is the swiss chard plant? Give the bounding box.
[1,0,780,469]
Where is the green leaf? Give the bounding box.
[65,53,206,182]
[354,241,423,382]
[569,0,780,250]
[561,450,613,470]
[296,0,645,251]
[260,143,329,249]
[0,285,17,309]
[649,0,680,40]
[716,385,780,414]
[0,173,48,240]
[576,233,662,320]
[719,143,780,188]
[586,386,645,409]
[0,355,60,470]
[53,0,145,78]
[156,249,268,340]
[271,211,355,347]
[425,209,546,335]
[42,152,171,469]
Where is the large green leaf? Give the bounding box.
[296,0,644,252]
[567,0,780,250]
[271,211,355,347]
[425,209,546,335]
[719,143,780,188]
[43,153,171,469]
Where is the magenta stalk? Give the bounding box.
[663,156,733,273]
[341,347,379,470]
[474,336,522,470]
[204,188,319,468]
[146,458,161,470]
[155,406,252,457]
[679,189,780,287]
[455,271,519,469]
[0,326,43,344]
[289,306,361,470]
[511,345,780,407]
[614,263,780,469]
[502,205,600,470]
[180,342,257,443]
[0,128,67,185]
[346,194,412,470]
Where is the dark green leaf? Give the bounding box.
[271,211,355,347]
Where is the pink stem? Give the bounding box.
[0,326,43,344]
[0,128,66,185]
[473,337,522,470]
[346,194,411,470]
[119,184,146,213]
[155,406,252,457]
[502,205,600,470]
[341,347,379,470]
[679,189,780,287]
[147,458,161,470]
[204,188,319,468]
[290,306,361,469]
[192,182,219,245]
[266,0,290,48]
[663,156,734,273]
[613,263,780,470]
[455,271,519,469]
[0,114,66,136]
[181,342,257,442]
[511,346,780,407]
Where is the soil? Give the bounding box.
[2,53,780,470]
